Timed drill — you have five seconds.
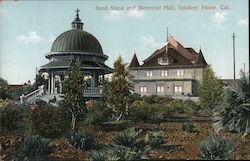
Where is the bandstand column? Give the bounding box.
[51,72,55,94]
[59,75,63,94]
[48,73,51,94]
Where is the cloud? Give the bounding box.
[238,19,248,26]
[211,12,227,24]
[140,36,161,48]
[0,8,8,16]
[104,10,122,20]
[16,31,43,44]
[128,9,144,18]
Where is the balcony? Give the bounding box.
[133,75,195,81]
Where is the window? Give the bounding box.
[146,71,153,77]
[161,70,168,76]
[140,86,147,93]
[157,86,164,92]
[158,58,169,65]
[174,85,182,92]
[177,70,184,76]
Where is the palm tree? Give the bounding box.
[214,71,250,140]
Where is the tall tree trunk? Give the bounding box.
[71,113,76,130]
[116,112,123,121]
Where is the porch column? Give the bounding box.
[51,72,55,94]
[59,75,63,94]
[94,74,99,87]
[102,72,105,86]
[48,72,51,94]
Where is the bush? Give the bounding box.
[0,103,25,131]
[27,105,65,138]
[69,129,95,150]
[182,100,200,114]
[145,130,164,148]
[199,135,235,160]
[113,127,145,149]
[130,101,156,121]
[182,122,197,133]
[90,144,149,161]
[14,133,52,160]
[86,101,112,124]
[142,95,166,104]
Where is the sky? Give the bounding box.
[0,0,249,84]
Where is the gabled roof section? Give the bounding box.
[141,46,192,67]
[196,49,208,65]
[129,53,140,68]
[139,35,207,68]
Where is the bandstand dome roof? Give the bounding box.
[51,29,103,55]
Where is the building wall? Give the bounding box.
[131,67,205,96]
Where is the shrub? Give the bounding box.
[169,99,185,114]
[182,100,200,114]
[86,101,112,124]
[0,103,25,131]
[145,130,164,148]
[199,135,235,160]
[130,101,156,121]
[90,143,149,161]
[69,129,95,150]
[14,133,52,160]
[28,105,65,138]
[182,122,197,132]
[90,127,150,161]
[113,127,145,149]
[142,95,165,104]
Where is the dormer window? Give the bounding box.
[158,56,173,65]
[158,58,169,65]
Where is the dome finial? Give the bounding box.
[75,8,80,18]
[72,8,84,30]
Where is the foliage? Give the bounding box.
[130,101,157,121]
[90,127,150,161]
[63,58,87,130]
[182,121,197,133]
[145,130,164,148]
[27,105,65,138]
[0,103,25,131]
[142,95,170,104]
[0,77,9,99]
[104,55,134,121]
[69,129,95,150]
[199,65,224,110]
[86,100,112,124]
[14,133,52,160]
[128,93,142,107]
[214,71,250,134]
[90,144,149,161]
[199,135,235,160]
[113,127,146,149]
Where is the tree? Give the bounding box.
[104,55,134,121]
[214,71,250,136]
[63,58,86,130]
[199,64,224,110]
[0,77,8,99]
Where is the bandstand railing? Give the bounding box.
[20,85,45,104]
